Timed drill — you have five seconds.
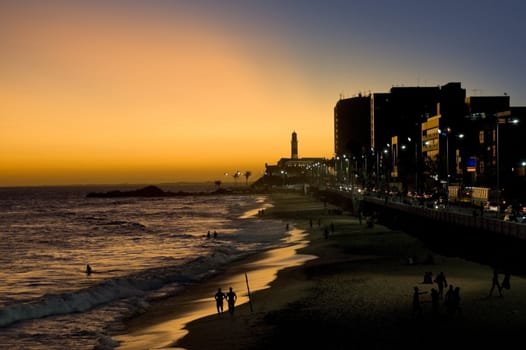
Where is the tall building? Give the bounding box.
[333,83,466,192]
[334,95,371,156]
[463,95,511,188]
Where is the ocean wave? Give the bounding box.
[0,244,243,328]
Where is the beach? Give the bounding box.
[116,191,526,349]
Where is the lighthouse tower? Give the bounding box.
[291,131,298,160]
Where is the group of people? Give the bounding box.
[413,270,462,318]
[206,230,218,239]
[489,269,512,297]
[422,271,448,297]
[214,287,238,315]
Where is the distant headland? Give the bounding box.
[86,185,232,198]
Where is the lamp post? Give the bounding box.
[439,127,451,186]
[408,137,418,194]
[446,130,449,186]
[344,155,349,184]
[496,117,500,219]
[495,111,519,218]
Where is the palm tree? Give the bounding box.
[244,171,252,185]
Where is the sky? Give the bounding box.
[1,0,525,186]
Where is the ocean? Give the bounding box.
[0,184,291,349]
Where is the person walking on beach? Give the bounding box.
[214,288,226,314]
[226,287,237,315]
[489,269,502,297]
[434,271,448,298]
[86,264,92,275]
[358,210,363,225]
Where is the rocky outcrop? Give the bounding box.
[87,185,182,198]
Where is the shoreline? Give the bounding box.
[116,191,526,349]
[113,192,325,349]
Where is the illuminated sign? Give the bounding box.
[467,157,477,172]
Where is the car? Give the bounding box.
[484,202,499,212]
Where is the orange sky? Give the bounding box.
[2,1,525,186]
[0,3,334,186]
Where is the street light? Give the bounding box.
[344,155,349,184]
[495,111,519,218]
[439,127,451,186]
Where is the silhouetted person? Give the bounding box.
[430,288,439,314]
[445,285,462,315]
[444,284,454,312]
[423,271,433,284]
[434,271,448,298]
[226,287,237,315]
[489,269,502,297]
[502,272,511,291]
[86,264,92,275]
[213,230,218,238]
[412,286,427,318]
[207,230,211,239]
[451,287,462,315]
[214,288,226,314]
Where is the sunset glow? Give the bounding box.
[2,1,525,186]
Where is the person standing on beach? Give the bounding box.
[501,272,511,291]
[412,286,427,318]
[444,284,455,312]
[226,287,237,315]
[430,288,439,314]
[214,288,226,314]
[446,286,462,315]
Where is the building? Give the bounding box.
[264,131,327,186]
[333,82,466,192]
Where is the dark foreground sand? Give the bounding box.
[116,192,526,349]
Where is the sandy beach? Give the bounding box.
[116,191,526,349]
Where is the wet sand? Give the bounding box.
[116,192,526,349]
[114,195,319,349]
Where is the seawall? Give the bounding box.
[320,189,526,274]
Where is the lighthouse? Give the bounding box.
[291,131,298,160]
